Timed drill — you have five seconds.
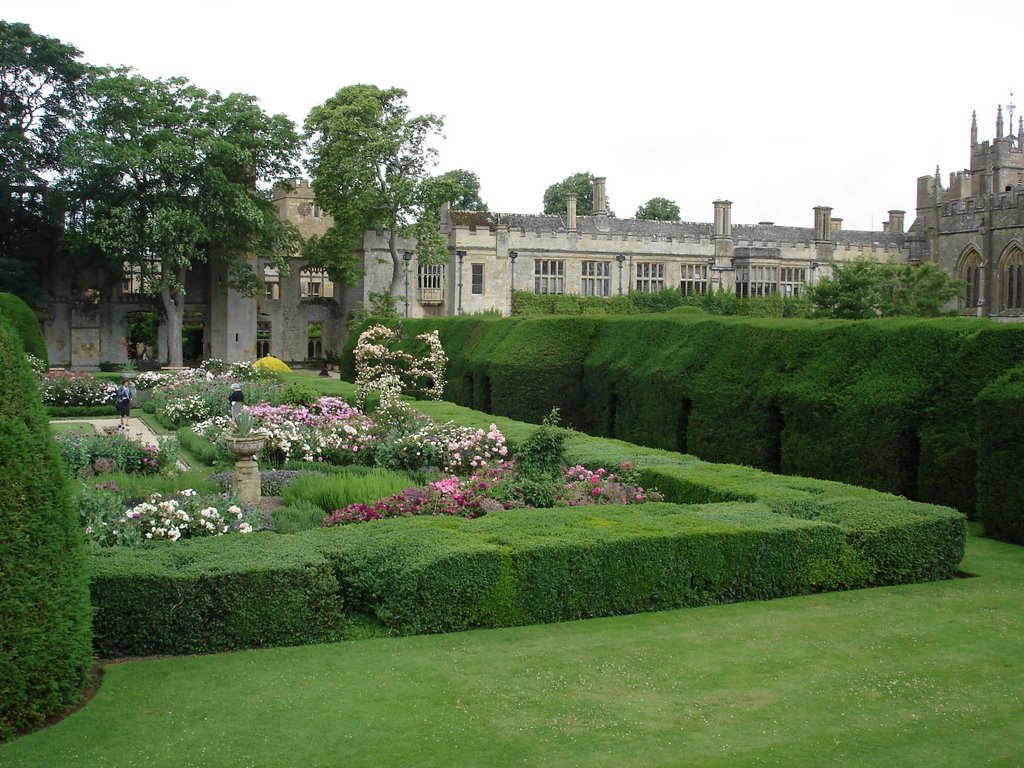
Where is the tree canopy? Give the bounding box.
[0,21,91,303]
[807,260,963,318]
[0,21,89,185]
[421,169,487,212]
[542,171,594,216]
[635,197,681,222]
[59,71,302,366]
[304,84,446,299]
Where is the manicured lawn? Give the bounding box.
[2,525,1021,767]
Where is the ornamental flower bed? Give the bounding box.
[194,397,376,465]
[323,462,658,526]
[77,482,259,547]
[38,370,118,407]
[150,371,284,426]
[324,465,514,524]
[55,430,180,478]
[382,420,509,473]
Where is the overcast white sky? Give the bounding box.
[4,0,1021,231]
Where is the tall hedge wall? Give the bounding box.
[975,364,1024,544]
[344,315,1024,535]
[0,318,91,741]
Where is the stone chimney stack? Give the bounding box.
[814,206,833,243]
[886,210,905,234]
[712,200,734,261]
[593,177,607,215]
[713,199,732,239]
[567,192,577,232]
[592,176,609,232]
[831,218,843,233]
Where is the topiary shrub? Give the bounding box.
[0,317,92,741]
[254,355,291,373]
[0,291,47,366]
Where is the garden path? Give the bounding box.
[54,416,190,470]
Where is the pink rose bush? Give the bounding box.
[383,421,508,473]
[194,396,375,464]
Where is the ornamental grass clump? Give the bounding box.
[282,467,420,516]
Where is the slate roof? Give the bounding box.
[449,211,906,247]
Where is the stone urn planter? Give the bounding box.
[226,413,266,505]
[225,435,267,460]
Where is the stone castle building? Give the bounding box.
[906,108,1024,317]
[38,108,1024,368]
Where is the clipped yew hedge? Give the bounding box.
[345,315,1024,534]
[88,534,346,657]
[975,364,1024,545]
[0,317,91,741]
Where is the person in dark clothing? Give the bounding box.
[116,376,133,428]
[229,382,244,419]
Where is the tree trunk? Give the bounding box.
[387,228,404,316]
[388,228,403,299]
[160,280,186,368]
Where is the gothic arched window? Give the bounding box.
[960,251,982,309]
[1002,248,1024,311]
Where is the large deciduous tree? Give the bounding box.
[635,197,680,222]
[422,169,487,212]
[60,72,302,366]
[304,85,445,300]
[808,260,962,318]
[0,21,89,303]
[542,171,594,216]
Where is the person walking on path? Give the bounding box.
[116,375,133,428]
[229,382,244,420]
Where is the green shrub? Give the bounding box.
[81,403,968,655]
[372,315,1024,527]
[315,503,858,635]
[272,500,328,534]
[0,317,91,741]
[279,380,320,406]
[0,291,47,365]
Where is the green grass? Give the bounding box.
[2,525,1021,767]
[48,421,94,436]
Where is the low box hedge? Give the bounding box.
[88,534,347,657]
[86,406,968,656]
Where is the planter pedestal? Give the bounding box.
[226,436,266,507]
[232,458,261,507]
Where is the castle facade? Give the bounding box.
[38,108,1024,368]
